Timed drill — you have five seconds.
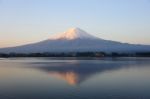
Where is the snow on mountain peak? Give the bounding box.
[49,28,98,40]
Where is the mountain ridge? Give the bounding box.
[0,28,150,53]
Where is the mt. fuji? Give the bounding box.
[0,28,150,53]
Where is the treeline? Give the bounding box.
[0,52,105,57]
[0,52,150,58]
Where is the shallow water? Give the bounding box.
[0,57,150,99]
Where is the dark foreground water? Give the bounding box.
[0,57,150,99]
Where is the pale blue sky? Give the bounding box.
[0,0,150,47]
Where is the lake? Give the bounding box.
[0,57,150,99]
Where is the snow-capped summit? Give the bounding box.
[49,28,98,40]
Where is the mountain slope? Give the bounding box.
[0,28,150,53]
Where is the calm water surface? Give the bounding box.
[0,57,150,99]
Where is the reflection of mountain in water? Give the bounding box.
[31,59,150,85]
[49,72,79,85]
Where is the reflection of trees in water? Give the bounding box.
[32,60,150,85]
